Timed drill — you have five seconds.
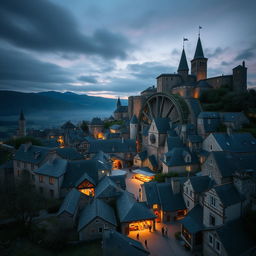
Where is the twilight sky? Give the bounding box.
[0,0,255,99]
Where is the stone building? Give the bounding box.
[17,110,26,137]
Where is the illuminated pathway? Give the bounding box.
[125,170,192,256]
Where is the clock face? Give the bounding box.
[150,133,156,144]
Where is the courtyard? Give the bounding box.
[125,170,192,256]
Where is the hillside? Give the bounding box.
[0,91,126,116]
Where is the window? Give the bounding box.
[190,190,192,197]
[215,240,221,253]
[98,227,103,233]
[210,196,216,207]
[210,145,213,151]
[209,214,216,226]
[208,234,213,246]
[39,175,44,183]
[49,177,55,185]
[187,200,190,207]
[39,187,44,194]
[50,189,54,198]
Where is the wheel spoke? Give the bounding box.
[165,104,174,118]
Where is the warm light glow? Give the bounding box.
[97,132,104,139]
[112,159,122,169]
[153,204,158,209]
[57,136,64,148]
[79,188,94,196]
[186,165,191,172]
[135,174,154,182]
[193,90,200,99]
[129,220,153,231]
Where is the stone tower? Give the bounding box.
[191,37,208,81]
[18,110,26,137]
[177,48,189,79]
[130,114,138,140]
[232,61,247,92]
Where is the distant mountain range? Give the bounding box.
[0,90,127,116]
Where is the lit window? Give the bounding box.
[39,175,44,183]
[49,177,55,185]
[153,204,158,209]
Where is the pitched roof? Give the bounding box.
[166,136,184,151]
[193,37,205,59]
[55,147,84,160]
[216,219,256,256]
[153,118,170,134]
[87,139,136,154]
[114,106,128,113]
[213,183,243,207]
[148,155,158,168]
[142,181,160,206]
[198,112,220,119]
[212,132,256,153]
[179,205,204,233]
[187,135,203,143]
[61,121,76,130]
[14,144,52,164]
[210,151,256,178]
[110,124,121,130]
[109,175,126,190]
[137,150,147,161]
[78,199,117,231]
[103,229,149,256]
[130,114,138,124]
[95,176,123,199]
[57,188,81,216]
[188,176,215,193]
[178,49,189,71]
[34,158,68,177]
[116,191,156,223]
[90,117,104,125]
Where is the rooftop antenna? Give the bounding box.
[198,26,202,37]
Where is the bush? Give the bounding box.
[175,231,181,240]
[153,172,178,182]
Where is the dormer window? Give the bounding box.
[185,154,191,163]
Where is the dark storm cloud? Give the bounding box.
[0,0,131,59]
[78,75,98,84]
[128,62,175,79]
[235,47,255,61]
[205,47,227,58]
[0,48,72,83]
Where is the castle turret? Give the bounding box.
[130,114,138,140]
[191,37,208,81]
[232,61,247,92]
[177,48,189,79]
[18,110,26,137]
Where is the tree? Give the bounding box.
[80,120,89,133]
[1,172,44,225]
[4,136,42,149]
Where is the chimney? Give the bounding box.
[242,61,245,67]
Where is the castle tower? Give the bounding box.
[232,61,247,92]
[130,114,138,140]
[116,97,121,108]
[177,48,189,79]
[18,110,26,137]
[191,37,208,81]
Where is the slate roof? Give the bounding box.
[163,147,198,167]
[90,117,104,125]
[188,176,215,193]
[34,158,68,177]
[57,188,81,216]
[178,49,189,71]
[95,176,123,199]
[213,183,243,207]
[212,132,256,153]
[193,37,205,59]
[61,121,76,130]
[148,155,158,168]
[136,150,147,161]
[130,114,138,124]
[216,219,256,256]
[14,144,52,164]
[62,160,101,188]
[166,136,184,151]
[221,112,248,122]
[142,182,160,206]
[103,229,150,256]
[187,135,203,143]
[141,86,157,95]
[87,139,136,154]
[210,151,256,178]
[114,106,128,113]
[93,151,112,170]
[179,205,204,233]
[198,112,220,119]
[116,191,156,223]
[142,126,149,136]
[154,118,170,134]
[109,175,126,190]
[0,160,13,169]
[78,199,117,232]
[157,183,186,212]
[110,124,121,130]
[55,147,84,160]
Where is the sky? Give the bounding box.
[0,0,255,99]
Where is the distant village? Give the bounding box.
[1,36,256,256]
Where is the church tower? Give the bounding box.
[130,114,138,140]
[177,48,189,80]
[116,97,121,109]
[191,37,208,81]
[18,110,26,137]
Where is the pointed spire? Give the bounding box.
[178,49,189,72]
[116,97,121,108]
[194,37,205,59]
[19,109,25,121]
